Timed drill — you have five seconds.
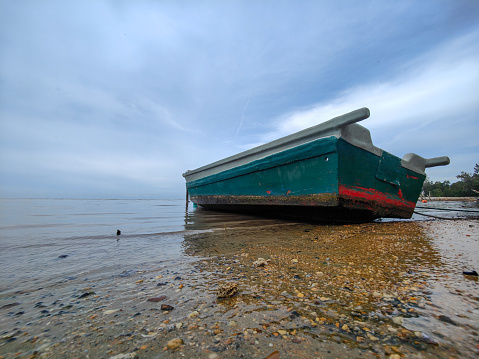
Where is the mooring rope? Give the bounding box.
[413,211,458,220]
[415,206,479,213]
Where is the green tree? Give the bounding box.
[421,164,478,197]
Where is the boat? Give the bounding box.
[183,108,450,222]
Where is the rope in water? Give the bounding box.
[415,206,479,213]
[413,211,458,220]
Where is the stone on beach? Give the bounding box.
[188,310,200,318]
[103,309,120,315]
[166,337,184,349]
[216,282,238,298]
[253,258,269,267]
[0,302,20,310]
[109,353,138,359]
[147,295,166,302]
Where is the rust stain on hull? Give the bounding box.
[190,193,339,207]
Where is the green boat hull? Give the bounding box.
[186,137,425,221]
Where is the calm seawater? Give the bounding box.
[1,198,477,295]
[0,198,281,295]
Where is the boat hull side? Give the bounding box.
[187,137,340,205]
[186,137,426,221]
[337,139,425,218]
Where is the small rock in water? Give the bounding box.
[109,352,138,359]
[167,337,183,349]
[161,304,174,311]
[462,270,478,276]
[188,310,200,318]
[289,311,300,319]
[216,282,238,298]
[104,309,120,315]
[1,302,21,310]
[265,351,280,359]
[253,258,269,267]
[147,295,166,302]
[78,292,95,299]
[437,315,457,326]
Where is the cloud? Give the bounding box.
[0,1,478,198]
[251,30,479,181]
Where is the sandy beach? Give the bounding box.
[1,215,478,359]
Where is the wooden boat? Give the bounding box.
[183,108,450,222]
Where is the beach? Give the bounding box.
[0,199,478,358]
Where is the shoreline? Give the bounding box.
[1,219,478,358]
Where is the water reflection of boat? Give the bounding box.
[183,108,450,222]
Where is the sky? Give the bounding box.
[0,0,478,199]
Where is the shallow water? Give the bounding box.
[0,199,478,358]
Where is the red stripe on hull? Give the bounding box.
[338,185,416,218]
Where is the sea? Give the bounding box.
[0,198,283,295]
[1,198,477,295]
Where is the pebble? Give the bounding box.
[36,343,50,351]
[167,338,184,349]
[216,282,238,298]
[265,351,280,359]
[392,316,403,325]
[161,304,174,311]
[437,315,457,325]
[188,310,200,318]
[109,353,138,359]
[147,296,166,302]
[253,258,269,267]
[104,309,120,315]
[0,302,20,310]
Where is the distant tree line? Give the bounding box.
[422,164,479,197]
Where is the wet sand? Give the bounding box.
[1,219,478,358]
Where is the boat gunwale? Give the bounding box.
[183,108,371,181]
[183,107,450,183]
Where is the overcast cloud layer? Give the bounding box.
[1,0,478,199]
